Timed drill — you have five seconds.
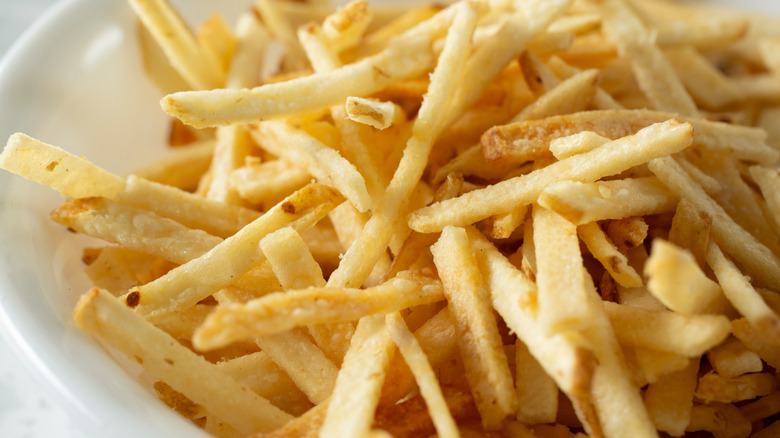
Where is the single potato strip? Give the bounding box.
[192,270,444,351]
[128,0,224,90]
[385,312,460,438]
[643,359,700,436]
[125,184,342,320]
[539,177,677,225]
[51,197,222,265]
[319,315,394,438]
[73,288,292,435]
[229,159,311,206]
[0,133,125,199]
[603,301,730,357]
[707,242,780,345]
[533,206,593,335]
[409,119,693,233]
[161,35,435,128]
[645,239,723,316]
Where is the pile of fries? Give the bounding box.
[5,0,780,436]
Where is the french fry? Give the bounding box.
[128,0,224,90]
[124,184,342,321]
[539,177,677,225]
[51,197,222,265]
[645,239,723,316]
[161,34,435,128]
[603,301,730,357]
[409,119,693,233]
[707,242,780,345]
[130,139,215,191]
[344,96,400,130]
[229,159,311,207]
[192,269,444,350]
[74,288,292,435]
[385,312,460,438]
[515,340,558,424]
[429,226,517,429]
[319,315,394,438]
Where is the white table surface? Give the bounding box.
[0,1,89,437]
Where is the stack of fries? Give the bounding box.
[5,0,780,436]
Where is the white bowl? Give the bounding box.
[0,0,779,437]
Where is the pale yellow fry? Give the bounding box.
[321,0,372,53]
[644,358,699,436]
[546,56,623,110]
[600,0,699,117]
[326,0,478,289]
[229,160,311,206]
[204,124,252,205]
[124,184,341,321]
[385,312,460,438]
[192,270,444,350]
[226,13,270,89]
[121,175,260,239]
[482,204,527,240]
[515,340,558,424]
[320,315,394,438]
[0,133,125,199]
[579,222,643,288]
[707,242,780,345]
[51,197,221,265]
[549,130,610,159]
[260,227,325,290]
[1,134,261,238]
[128,0,223,90]
[648,156,780,289]
[533,206,592,334]
[431,226,516,429]
[665,46,740,110]
[73,289,292,435]
[603,301,730,357]
[196,14,237,76]
[540,177,677,225]
[646,239,723,316]
[410,119,693,232]
[686,402,751,437]
[253,121,370,212]
[345,97,400,130]
[130,139,214,190]
[161,35,435,128]
[708,337,763,379]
